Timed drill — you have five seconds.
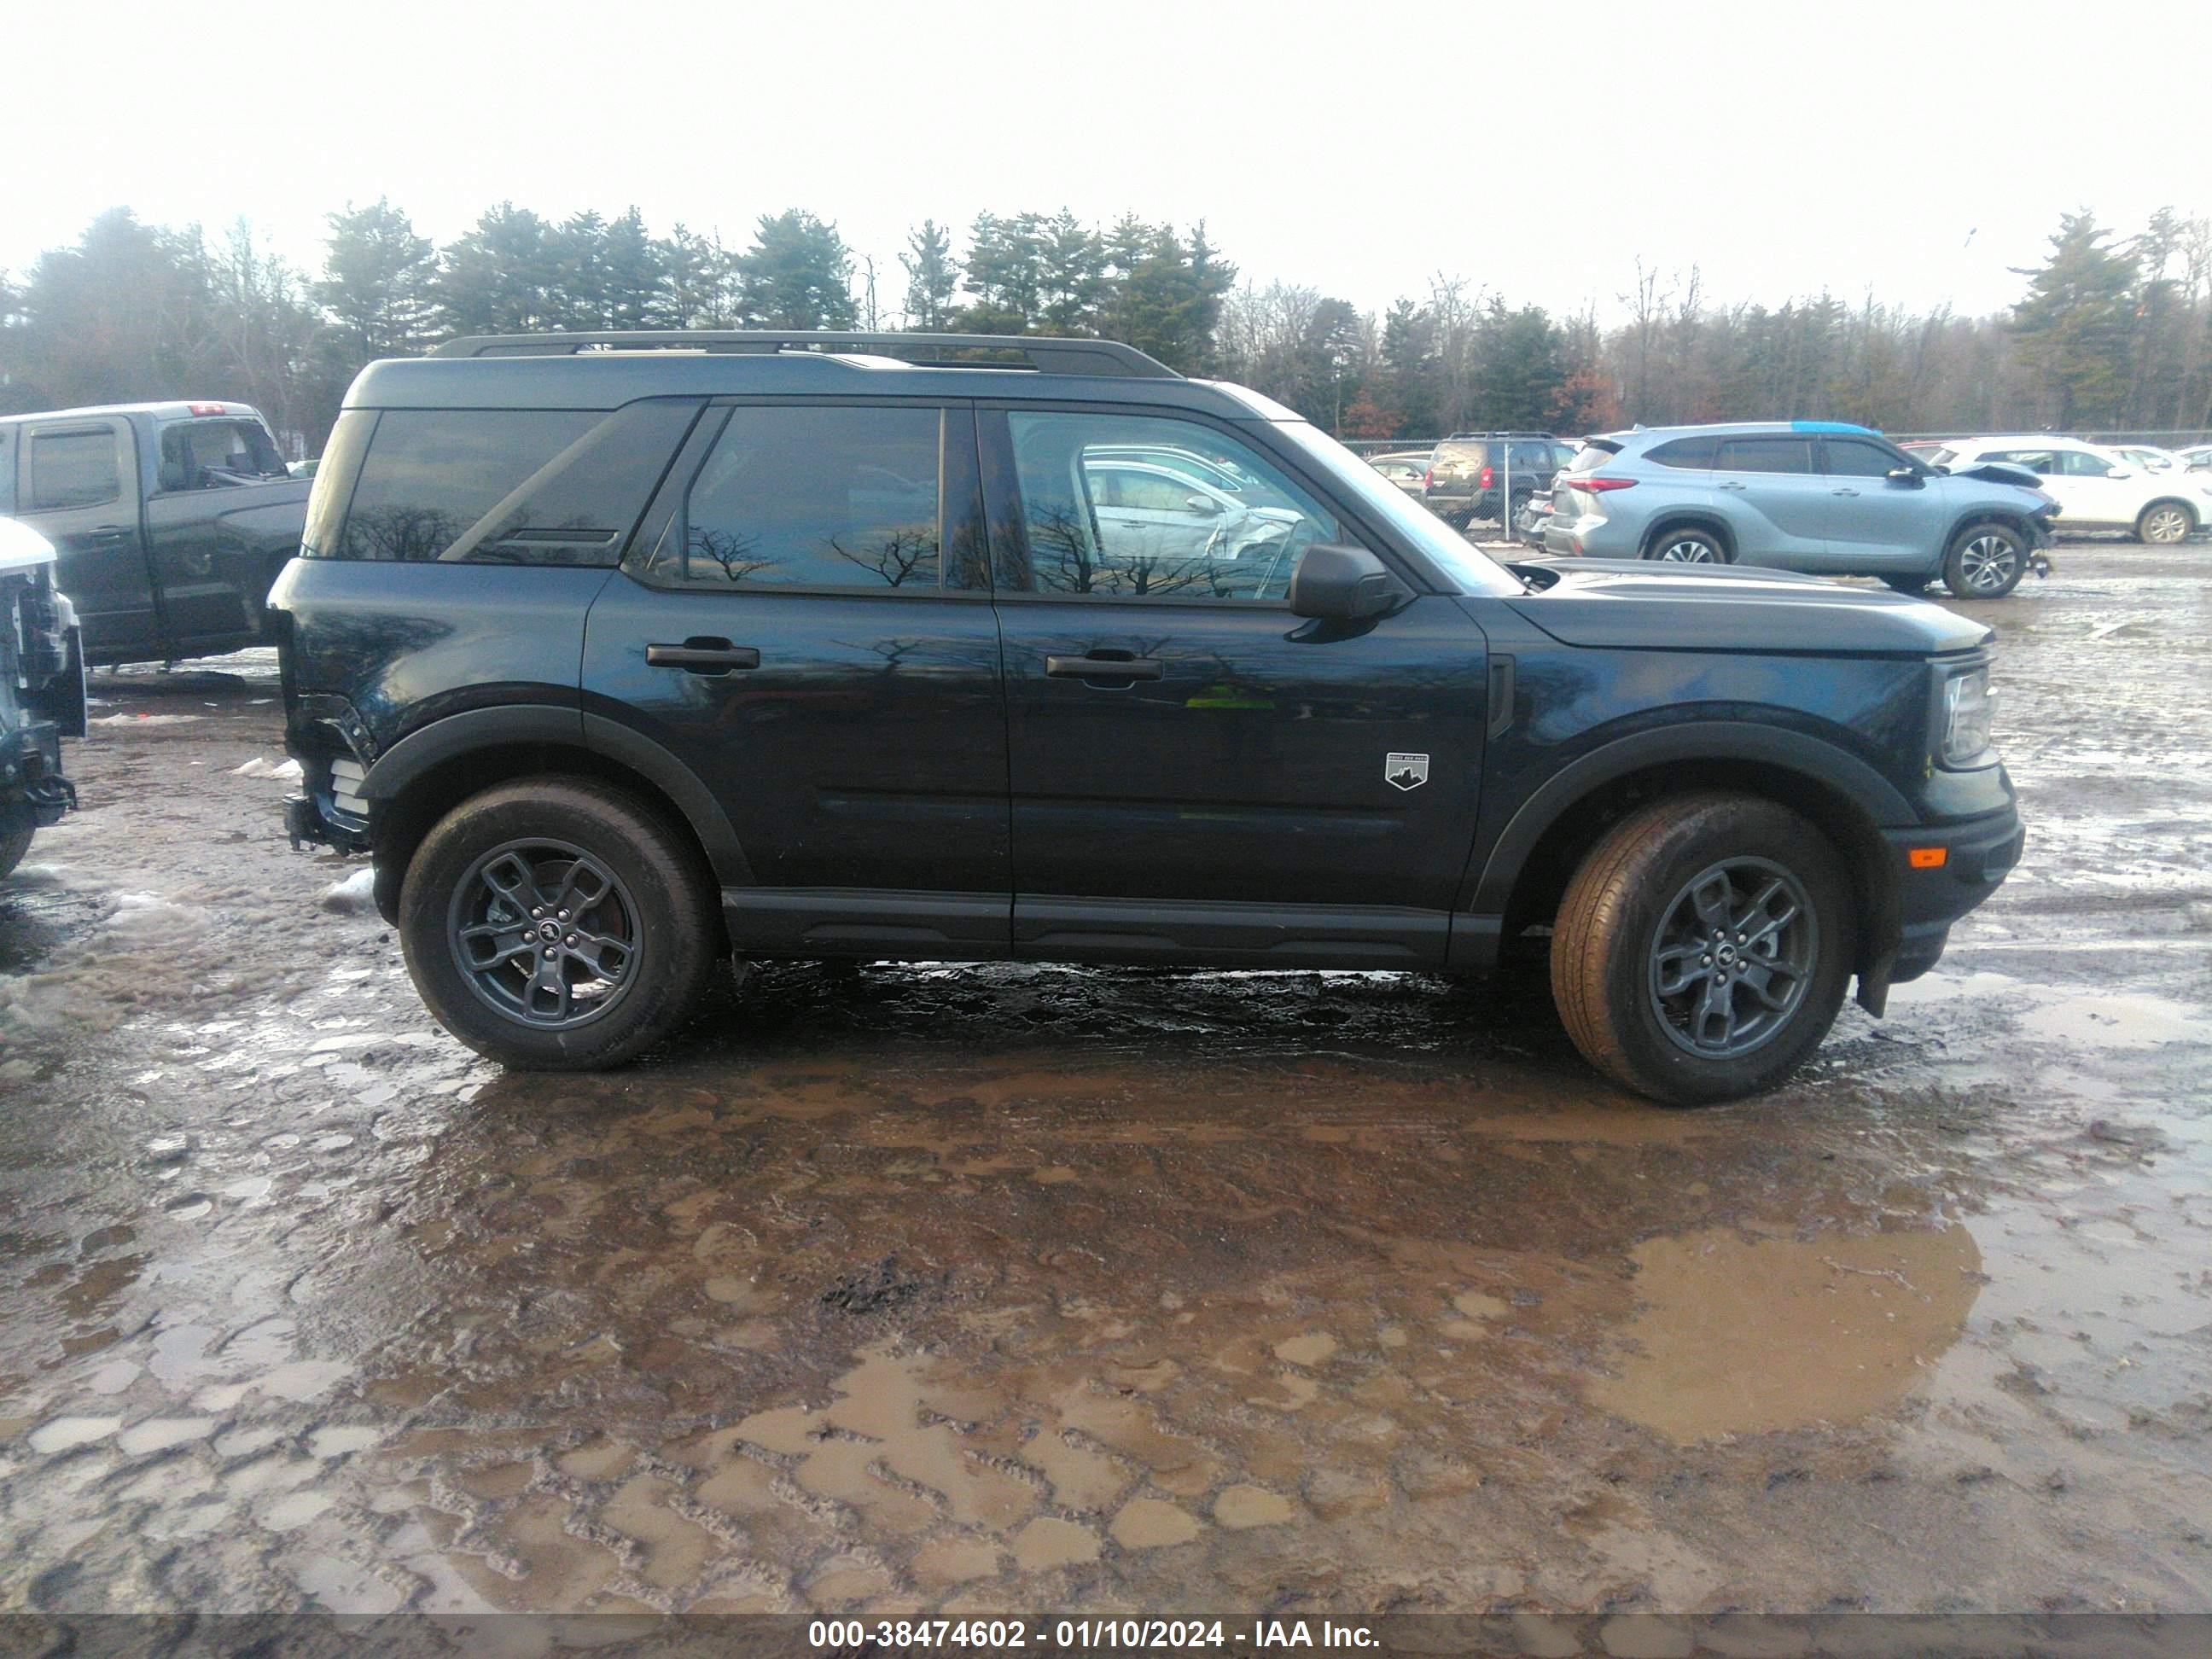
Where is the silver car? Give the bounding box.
[1543,421,2059,597]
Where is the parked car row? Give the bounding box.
[1900,435,2212,545]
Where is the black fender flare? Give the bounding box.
[1638,513,1737,560]
[1462,719,1915,923]
[358,703,752,885]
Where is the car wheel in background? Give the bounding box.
[0,830,32,882]
[399,777,717,1071]
[2135,502,2195,545]
[1941,522,2028,598]
[1550,794,1854,1106]
[1644,527,1728,564]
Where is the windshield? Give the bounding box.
[1270,420,1524,596]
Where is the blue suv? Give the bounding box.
[1544,421,2058,597]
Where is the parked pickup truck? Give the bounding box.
[0,402,309,667]
[0,518,84,878]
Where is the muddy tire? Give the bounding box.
[1643,526,1729,564]
[399,777,715,1071]
[2135,501,2196,546]
[1551,795,1855,1106]
[0,829,32,882]
[1941,521,2027,598]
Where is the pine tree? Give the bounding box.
[2009,212,2139,427]
[434,203,560,336]
[898,220,959,329]
[315,199,434,358]
[734,211,857,329]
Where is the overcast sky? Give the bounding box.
[9,0,2207,323]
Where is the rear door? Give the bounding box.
[984,405,1489,966]
[581,399,1012,958]
[12,418,156,661]
[1711,434,1830,567]
[143,415,300,649]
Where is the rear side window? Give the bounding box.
[329,410,598,562]
[1714,437,1813,474]
[1567,441,1621,474]
[673,405,944,589]
[24,426,123,511]
[1644,436,1719,469]
[156,418,287,490]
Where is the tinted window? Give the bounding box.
[678,405,941,589]
[1714,438,1813,474]
[156,418,287,490]
[1645,435,1719,469]
[1004,411,1339,601]
[1505,442,1553,471]
[26,427,121,511]
[2055,450,2114,477]
[338,410,597,561]
[1824,438,1903,477]
[1552,442,1580,469]
[1568,441,1621,474]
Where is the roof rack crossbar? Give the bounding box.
[428,330,1180,379]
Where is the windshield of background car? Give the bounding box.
[1270,419,1523,596]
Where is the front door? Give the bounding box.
[983,405,1490,967]
[582,399,1011,957]
[14,418,158,660]
[1818,434,1945,568]
[1712,434,1831,567]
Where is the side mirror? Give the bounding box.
[1288,544,1410,621]
[1886,466,1923,485]
[1184,493,1220,516]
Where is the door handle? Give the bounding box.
[1831,487,1860,497]
[1045,654,1166,682]
[86,525,132,545]
[1718,480,1748,491]
[646,639,760,672]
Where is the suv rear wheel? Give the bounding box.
[399,777,716,1070]
[1941,521,2028,597]
[1550,795,1854,1105]
[0,829,32,882]
[2136,501,2195,545]
[1644,527,1728,564]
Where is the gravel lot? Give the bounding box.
[0,541,2206,1619]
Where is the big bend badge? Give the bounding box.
[1385,752,1429,791]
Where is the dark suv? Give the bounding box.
[274,331,2023,1105]
[1423,432,1576,528]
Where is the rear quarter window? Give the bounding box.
[309,405,696,565]
[1644,436,1719,469]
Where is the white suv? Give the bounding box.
[1921,435,2212,544]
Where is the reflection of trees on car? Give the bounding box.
[687,526,774,584]
[346,506,465,562]
[1025,502,1231,598]
[829,525,938,587]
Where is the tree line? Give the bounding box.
[2,200,2205,454]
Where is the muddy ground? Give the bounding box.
[0,542,2207,1620]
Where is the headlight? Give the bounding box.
[1941,667,1994,767]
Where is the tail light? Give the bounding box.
[1423,468,1434,488]
[1478,465,1493,490]
[1575,476,1638,493]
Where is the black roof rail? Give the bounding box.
[427,330,1181,379]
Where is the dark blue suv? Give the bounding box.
[274,331,2023,1105]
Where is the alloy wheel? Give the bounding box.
[1655,536,1721,563]
[1959,533,2020,593]
[446,837,640,1029]
[1646,857,1818,1059]
[2142,505,2190,545]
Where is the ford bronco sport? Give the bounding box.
[272,331,2023,1105]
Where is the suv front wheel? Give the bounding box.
[1941,521,2028,597]
[399,777,717,1070]
[1550,795,1855,1105]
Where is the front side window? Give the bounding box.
[1990,450,2058,474]
[26,426,123,511]
[1824,438,1904,477]
[1714,437,1813,474]
[2055,449,2115,478]
[672,405,943,589]
[1003,411,1337,601]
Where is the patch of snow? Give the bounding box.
[230,756,304,781]
[319,869,377,914]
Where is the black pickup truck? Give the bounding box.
[0,401,309,667]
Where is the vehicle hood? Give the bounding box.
[1501,559,1992,656]
[0,517,58,577]
[1944,459,2048,496]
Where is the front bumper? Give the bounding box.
[0,718,77,836]
[1882,802,2024,984]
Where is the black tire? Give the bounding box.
[1881,574,1932,595]
[0,829,32,882]
[2134,500,2196,546]
[1941,521,2028,598]
[1551,794,1855,1106]
[398,777,716,1070]
[1642,526,1730,564]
